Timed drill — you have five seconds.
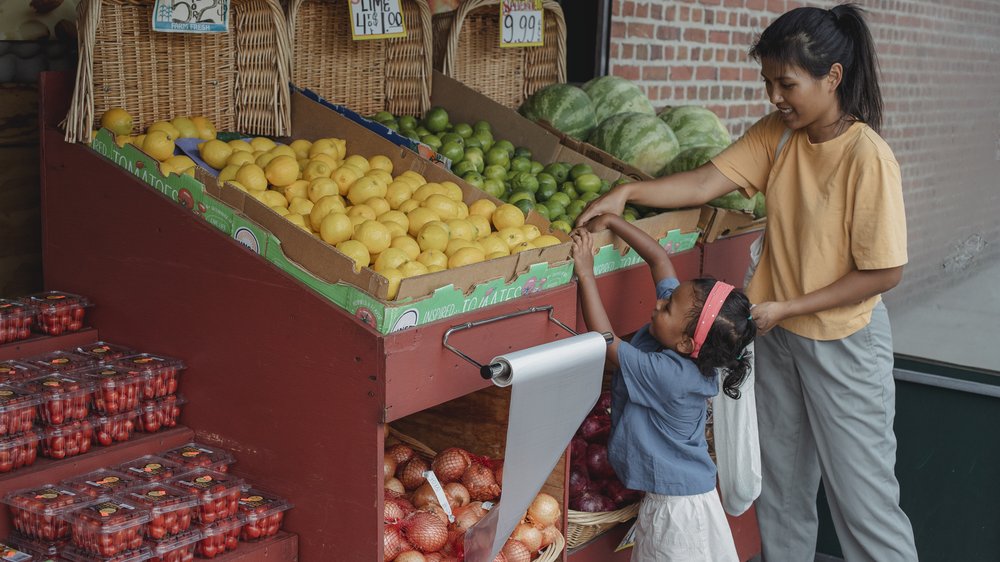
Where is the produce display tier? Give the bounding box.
[0,328,97,362]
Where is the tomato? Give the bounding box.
[21,291,91,334]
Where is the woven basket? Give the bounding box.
[535,527,566,562]
[287,0,432,116]
[65,0,291,143]
[434,0,566,109]
[565,501,640,549]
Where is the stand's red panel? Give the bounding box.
[700,233,758,289]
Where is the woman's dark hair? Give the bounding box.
[749,4,883,132]
[686,279,757,399]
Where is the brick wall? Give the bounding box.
[608,0,1000,303]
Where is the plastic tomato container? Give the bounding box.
[118,456,187,485]
[236,489,292,542]
[20,291,92,336]
[61,544,152,562]
[0,540,32,562]
[159,443,234,474]
[22,351,97,374]
[64,499,150,557]
[0,299,34,344]
[94,411,139,446]
[137,395,185,434]
[148,529,201,562]
[79,367,143,416]
[3,485,94,541]
[0,385,40,437]
[5,531,68,561]
[75,342,139,363]
[112,355,184,401]
[194,516,244,559]
[126,484,198,540]
[166,469,245,524]
[0,430,41,473]
[41,419,94,460]
[62,469,142,499]
[16,374,95,426]
[0,361,44,385]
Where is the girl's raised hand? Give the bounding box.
[570,228,595,279]
[576,187,627,227]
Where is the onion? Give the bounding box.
[570,491,616,513]
[452,502,487,531]
[411,482,440,509]
[585,443,616,479]
[492,553,508,562]
[385,479,405,495]
[493,461,504,487]
[569,438,588,465]
[385,500,406,524]
[526,493,561,529]
[510,522,542,552]
[424,555,443,562]
[568,466,589,499]
[384,424,391,440]
[385,453,399,482]
[443,482,470,508]
[605,479,642,508]
[384,524,412,562]
[462,463,501,501]
[395,552,426,562]
[423,504,449,524]
[539,525,562,548]
[387,444,415,465]
[398,456,431,490]
[502,540,531,562]
[591,390,612,417]
[400,512,448,554]
[577,414,611,443]
[432,448,472,483]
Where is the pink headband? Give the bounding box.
[690,281,735,359]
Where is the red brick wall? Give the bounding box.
[608,0,1000,302]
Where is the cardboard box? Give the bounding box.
[697,206,766,243]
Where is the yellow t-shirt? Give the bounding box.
[711,112,907,340]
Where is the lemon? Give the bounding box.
[308,138,339,159]
[250,137,277,152]
[297,158,309,172]
[486,251,509,261]
[353,220,392,254]
[448,246,486,269]
[446,238,477,257]
[236,163,268,192]
[423,194,460,220]
[290,139,313,159]
[101,108,133,136]
[164,155,196,174]
[319,212,353,245]
[332,165,365,195]
[373,247,410,273]
[347,176,388,206]
[131,134,145,147]
[158,161,178,177]
[512,241,537,254]
[368,154,394,173]
[282,180,309,203]
[343,154,371,173]
[171,116,198,138]
[270,205,290,216]
[347,204,377,226]
[498,227,526,249]
[191,116,217,140]
[255,152,278,169]
[384,222,407,238]
[398,170,426,187]
[365,197,391,217]
[413,183,447,202]
[336,240,370,271]
[228,181,249,192]
[533,234,563,248]
[389,235,420,260]
[377,210,409,232]
[147,121,180,140]
[469,199,496,218]
[332,138,348,160]
[114,134,133,148]
[288,197,314,216]
[521,224,542,242]
[416,249,448,270]
[228,139,254,153]
[417,222,450,252]
[218,165,240,185]
[407,207,440,237]
[399,260,429,279]
[308,178,340,203]
[454,202,469,219]
[492,204,526,230]
[310,195,347,229]
[255,190,287,208]
[311,153,341,170]
[398,199,421,214]
[269,145,297,159]
[141,131,175,161]
[226,151,255,167]
[467,215,492,239]
[384,181,413,210]
[445,219,477,242]
[366,169,394,188]
[265,155,300,188]
[198,139,233,170]
[480,234,510,256]
[441,181,464,202]
[302,160,333,181]
[382,267,404,300]
[285,213,309,230]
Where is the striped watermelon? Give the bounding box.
[582,76,655,124]
[658,106,731,151]
[660,145,725,176]
[519,84,598,141]
[588,112,680,177]
[710,190,758,214]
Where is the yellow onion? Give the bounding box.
[526,493,560,529]
[411,482,440,509]
[398,456,430,491]
[385,479,405,495]
[443,482,470,508]
[462,463,501,501]
[424,504,449,524]
[502,539,532,562]
[401,511,449,554]
[539,525,562,549]
[385,453,399,482]
[395,551,427,562]
[510,522,542,552]
[452,502,487,531]
[432,448,472,483]
[384,524,412,562]
[387,443,415,465]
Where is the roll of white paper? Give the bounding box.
[465,331,607,561]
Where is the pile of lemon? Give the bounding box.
[99,107,216,177]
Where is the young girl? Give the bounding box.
[571,213,756,561]
[577,5,917,561]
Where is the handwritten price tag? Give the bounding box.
[500,0,544,48]
[350,0,406,40]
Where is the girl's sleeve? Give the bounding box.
[711,112,784,197]
[852,156,908,269]
[616,344,689,409]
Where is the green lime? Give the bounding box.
[441,141,465,163]
[533,203,551,220]
[420,134,442,151]
[423,107,450,133]
[574,173,603,194]
[543,162,570,183]
[569,163,594,180]
[509,190,536,205]
[415,125,430,137]
[600,180,612,194]
[453,123,474,138]
[483,178,505,198]
[372,110,395,124]
[530,160,544,175]
[483,164,507,180]
[462,171,484,188]
[514,146,533,160]
[623,211,638,222]
[536,173,557,200]
[384,120,399,131]
[560,182,579,200]
[452,160,478,177]
[511,173,539,194]
[513,198,535,215]
[550,220,572,234]
[509,157,532,173]
[403,131,420,142]
[493,140,516,158]
[548,192,571,209]
[440,132,464,147]
[566,199,587,220]
[485,147,511,168]
[464,135,482,149]
[398,115,417,131]
[544,201,565,219]
[472,130,494,152]
[613,177,632,187]
[579,191,600,204]
[463,149,485,173]
[474,120,492,133]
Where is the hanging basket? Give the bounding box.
[65,0,292,143]
[434,0,566,109]
[287,0,432,116]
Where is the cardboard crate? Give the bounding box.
[698,206,766,243]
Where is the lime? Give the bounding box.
[613,177,632,187]
[474,120,492,133]
[548,192,571,209]
[415,126,431,136]
[513,198,535,215]
[544,201,565,219]
[373,111,395,124]
[511,174,539,194]
[483,178,505,198]
[579,191,600,204]
[463,149,485,173]
[440,132,464,147]
[398,115,418,130]
[483,164,507,180]
[574,173,603,194]
[493,140,516,158]
[623,211,638,222]
[569,163,594,180]
[550,220,572,234]
[509,157,532,173]
[464,135,482,149]
[543,162,570,183]
[452,160,479,177]
[472,130,494,152]
[423,107,450,133]
[404,131,420,142]
[421,134,442,151]
[533,203,550,220]
[485,147,511,168]
[462,171,485,188]
[560,182,579,200]
[536,173,557,200]
[566,199,587,219]
[441,141,465,162]
[453,123,474,138]
[600,180,612,194]
[508,190,536,205]
[529,161,544,175]
[384,120,399,131]
[514,147,533,160]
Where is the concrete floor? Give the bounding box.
[889,260,1000,373]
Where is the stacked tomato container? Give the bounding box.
[109,354,187,437]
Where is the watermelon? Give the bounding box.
[588,112,680,177]
[660,145,725,176]
[582,76,655,124]
[658,106,731,151]
[519,84,598,141]
[710,190,757,213]
[753,192,766,218]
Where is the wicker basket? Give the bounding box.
[566,501,640,549]
[434,0,566,109]
[287,0,432,116]
[535,527,566,562]
[65,0,292,143]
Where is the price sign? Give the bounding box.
[500,0,544,48]
[350,0,407,40]
[152,0,230,33]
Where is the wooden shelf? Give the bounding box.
[0,328,98,361]
[214,532,298,561]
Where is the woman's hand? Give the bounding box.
[750,301,789,334]
[576,186,628,226]
[581,213,614,233]
[570,229,595,279]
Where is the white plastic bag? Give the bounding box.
[713,235,764,516]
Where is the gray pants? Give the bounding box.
[755,303,917,561]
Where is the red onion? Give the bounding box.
[384,524,412,561]
[462,462,501,501]
[443,482,470,508]
[501,540,531,562]
[585,443,616,479]
[432,448,472,483]
[387,444,415,465]
[570,437,588,466]
[526,493,560,529]
[568,466,590,500]
[510,522,542,552]
[399,456,431,490]
[591,390,612,417]
[605,479,643,508]
[577,414,611,443]
[570,491,616,513]
[400,511,448,553]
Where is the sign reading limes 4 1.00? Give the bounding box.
[350,0,406,40]
[500,0,544,48]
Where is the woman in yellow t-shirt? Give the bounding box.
[578,5,917,561]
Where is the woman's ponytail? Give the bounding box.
[830,4,883,132]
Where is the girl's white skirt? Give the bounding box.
[632,489,739,561]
